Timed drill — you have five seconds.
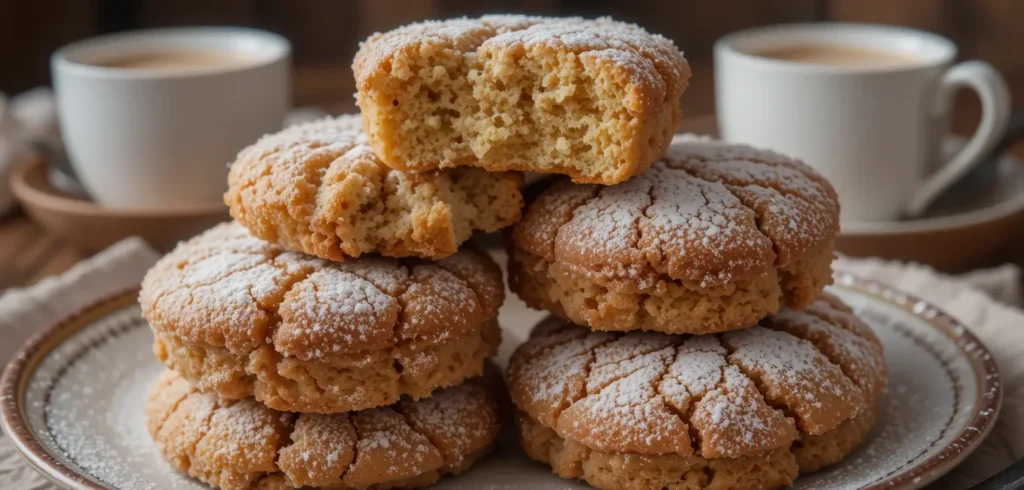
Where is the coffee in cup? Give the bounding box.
[93,49,256,71]
[751,44,921,67]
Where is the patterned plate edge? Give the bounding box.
[0,288,140,490]
[834,273,1003,490]
[0,275,1004,490]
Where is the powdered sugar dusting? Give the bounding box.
[556,174,652,283]
[723,326,865,435]
[507,323,615,427]
[641,163,774,285]
[480,18,687,97]
[240,114,364,164]
[39,310,196,490]
[142,222,501,362]
[769,307,887,401]
[146,369,499,489]
[509,294,885,458]
[355,15,687,96]
[398,266,480,343]
[587,334,676,392]
[400,383,501,466]
[514,181,599,259]
[554,161,778,287]
[667,134,839,264]
[519,133,839,287]
[195,398,287,476]
[662,335,727,402]
[691,365,798,458]
[561,357,692,454]
[277,412,355,487]
[334,256,411,297]
[354,15,544,84]
[347,407,443,483]
[668,133,800,170]
[277,269,401,358]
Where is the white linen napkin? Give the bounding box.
[0,242,1021,489]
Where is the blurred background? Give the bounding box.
[2,0,1023,286]
[4,0,1023,135]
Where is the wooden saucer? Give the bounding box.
[10,157,228,252]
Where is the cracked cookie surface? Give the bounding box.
[354,15,690,185]
[507,294,885,490]
[509,134,840,334]
[225,115,523,261]
[146,369,504,490]
[140,222,502,413]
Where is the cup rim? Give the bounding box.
[52,26,290,80]
[715,22,957,74]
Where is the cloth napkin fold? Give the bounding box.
[0,241,1021,489]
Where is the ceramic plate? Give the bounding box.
[1,274,1001,490]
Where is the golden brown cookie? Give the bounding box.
[225,115,523,261]
[146,369,504,490]
[354,15,690,185]
[507,294,885,490]
[509,134,840,335]
[140,222,503,413]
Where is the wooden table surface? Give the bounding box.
[0,64,1020,292]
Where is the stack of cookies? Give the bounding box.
[136,13,888,490]
[499,78,889,490]
[138,119,519,487]
[503,137,889,488]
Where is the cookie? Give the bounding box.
[146,369,504,490]
[507,294,885,490]
[225,115,523,261]
[354,15,690,185]
[509,134,839,334]
[140,222,503,413]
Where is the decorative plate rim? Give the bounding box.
[0,275,1003,490]
[833,272,1003,489]
[0,288,139,490]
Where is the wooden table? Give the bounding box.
[0,212,89,289]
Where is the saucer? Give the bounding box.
[837,142,1024,272]
[0,273,1001,490]
[10,157,229,252]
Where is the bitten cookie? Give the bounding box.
[146,369,504,490]
[507,294,885,490]
[509,134,840,335]
[140,222,503,413]
[354,15,691,185]
[225,115,523,262]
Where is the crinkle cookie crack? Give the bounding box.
[147,371,501,490]
[141,223,503,412]
[508,303,883,461]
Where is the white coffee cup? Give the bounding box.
[715,23,1010,222]
[52,27,290,208]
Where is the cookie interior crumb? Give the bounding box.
[355,15,691,184]
[226,115,523,262]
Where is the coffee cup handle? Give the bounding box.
[906,61,1011,217]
